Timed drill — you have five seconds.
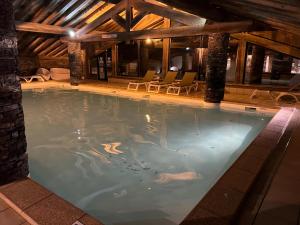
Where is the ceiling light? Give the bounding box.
[68,30,76,38]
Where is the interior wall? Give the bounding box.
[38,56,69,70]
[18,55,39,75]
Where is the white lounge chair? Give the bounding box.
[147,71,178,93]
[127,70,156,91]
[250,74,300,103]
[19,68,51,83]
[166,72,198,95]
[275,74,300,103]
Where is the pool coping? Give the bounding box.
[180,107,296,225]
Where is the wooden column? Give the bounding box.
[0,0,29,184]
[140,42,149,76]
[249,45,265,84]
[68,41,83,85]
[112,44,118,76]
[235,38,247,83]
[162,18,171,77]
[205,33,230,103]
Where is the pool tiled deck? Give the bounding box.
[1,80,299,225]
[0,179,104,225]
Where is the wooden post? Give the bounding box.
[140,41,149,76]
[249,45,265,84]
[126,0,132,32]
[0,0,29,184]
[162,18,171,77]
[68,41,83,85]
[235,38,247,83]
[205,33,230,103]
[112,44,118,76]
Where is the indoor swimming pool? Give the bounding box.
[22,89,272,225]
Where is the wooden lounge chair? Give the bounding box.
[127,70,156,91]
[147,71,178,93]
[166,72,198,95]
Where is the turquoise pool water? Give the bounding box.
[23,89,271,225]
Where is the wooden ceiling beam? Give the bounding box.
[78,20,256,42]
[15,21,73,35]
[130,0,206,26]
[131,11,148,28]
[155,0,229,22]
[76,0,127,36]
[212,0,300,35]
[111,15,127,31]
[232,33,300,59]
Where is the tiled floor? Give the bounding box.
[0,199,26,225]
[253,109,300,225]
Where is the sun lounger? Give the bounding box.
[275,74,300,103]
[19,68,51,83]
[166,72,198,95]
[127,70,156,91]
[147,71,178,93]
[250,74,300,103]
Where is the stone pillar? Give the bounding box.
[249,45,265,84]
[271,53,293,80]
[68,41,82,85]
[0,0,29,185]
[205,33,229,103]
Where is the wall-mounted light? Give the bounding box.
[145,38,152,44]
[68,29,76,38]
[186,47,191,51]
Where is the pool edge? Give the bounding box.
[180,107,296,225]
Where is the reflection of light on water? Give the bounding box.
[155,171,201,184]
[101,142,123,155]
[145,114,151,123]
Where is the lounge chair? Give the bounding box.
[250,74,300,103]
[147,71,178,93]
[127,70,156,91]
[275,74,300,103]
[19,68,51,83]
[166,72,198,95]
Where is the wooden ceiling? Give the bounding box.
[14,0,300,58]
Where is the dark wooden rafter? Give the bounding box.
[212,0,300,35]
[130,0,206,26]
[131,11,148,28]
[232,33,300,59]
[112,15,127,30]
[125,0,133,31]
[15,21,74,35]
[78,21,256,42]
[155,0,228,21]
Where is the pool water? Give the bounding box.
[22,89,271,225]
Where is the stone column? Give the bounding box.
[0,0,29,185]
[271,53,293,80]
[68,41,82,85]
[205,33,229,103]
[249,45,265,84]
